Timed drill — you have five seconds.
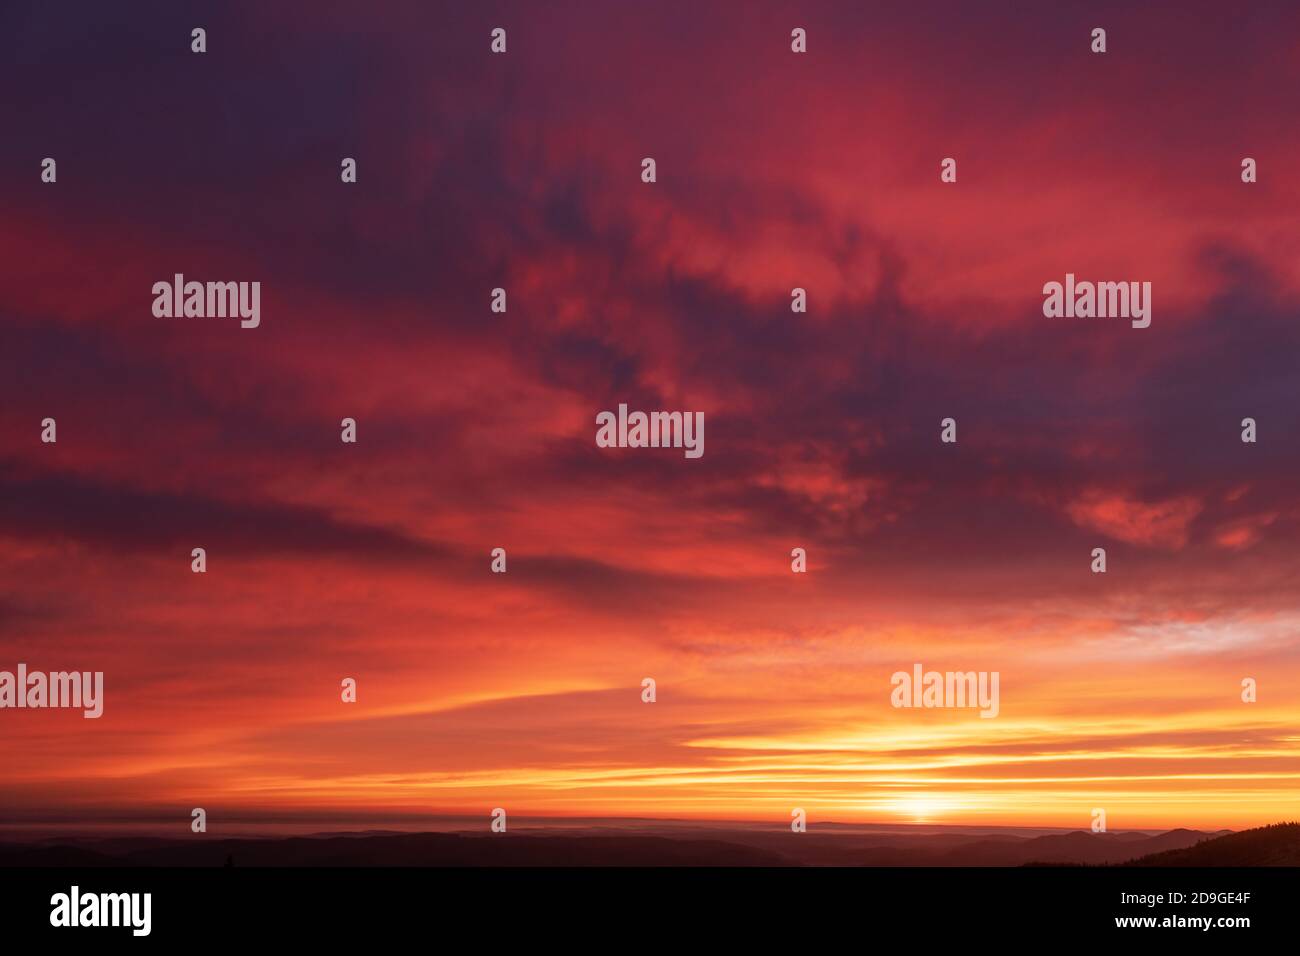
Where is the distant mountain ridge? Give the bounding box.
[1,823,1290,867]
[947,827,1230,866]
[0,833,789,868]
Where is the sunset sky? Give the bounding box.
[2,1,1298,833]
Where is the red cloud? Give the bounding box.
[1065,490,1204,550]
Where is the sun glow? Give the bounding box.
[889,797,951,823]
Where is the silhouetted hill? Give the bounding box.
[1124,822,1300,866]
[938,828,1225,866]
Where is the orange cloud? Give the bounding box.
[1065,491,1204,550]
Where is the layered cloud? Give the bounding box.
[0,0,1297,830]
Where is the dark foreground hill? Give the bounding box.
[1124,822,1300,866]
